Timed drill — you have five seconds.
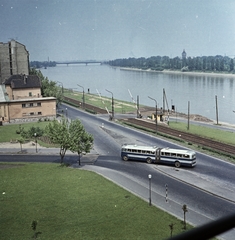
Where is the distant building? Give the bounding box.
[0,40,29,84]
[182,49,187,59]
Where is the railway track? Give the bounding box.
[63,96,235,158]
[120,118,235,157]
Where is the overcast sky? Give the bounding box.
[1,0,235,61]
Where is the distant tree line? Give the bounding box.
[30,61,56,69]
[107,55,235,73]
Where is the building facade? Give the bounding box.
[0,74,56,124]
[0,40,29,84]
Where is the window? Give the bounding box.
[37,102,41,107]
[30,112,34,115]
[38,112,42,115]
[29,92,32,97]
[30,103,33,107]
[22,104,26,108]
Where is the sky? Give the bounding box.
[1,0,235,61]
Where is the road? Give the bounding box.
[1,103,235,239]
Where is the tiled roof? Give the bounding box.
[4,74,41,89]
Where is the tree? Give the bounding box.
[45,117,93,165]
[45,117,71,164]
[69,119,94,165]
[30,68,63,105]
[18,137,24,152]
[230,59,234,72]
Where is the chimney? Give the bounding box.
[23,74,27,84]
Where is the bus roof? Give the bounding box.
[161,147,195,154]
[122,144,157,151]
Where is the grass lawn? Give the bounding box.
[169,121,235,146]
[0,122,50,143]
[0,163,192,240]
[64,89,140,114]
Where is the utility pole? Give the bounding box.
[215,95,219,125]
[148,96,158,135]
[187,101,190,130]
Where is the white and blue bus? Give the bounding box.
[121,144,196,168]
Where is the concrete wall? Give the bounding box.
[0,40,29,84]
[8,98,56,122]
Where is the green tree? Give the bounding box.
[230,58,234,72]
[45,117,70,164]
[30,68,63,105]
[69,119,94,165]
[18,137,24,152]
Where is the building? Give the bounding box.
[0,40,56,124]
[182,49,187,59]
[0,40,29,84]
[0,74,56,124]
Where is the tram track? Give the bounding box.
[63,96,235,158]
[120,118,235,157]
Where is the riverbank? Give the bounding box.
[120,67,235,78]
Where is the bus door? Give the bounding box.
[155,148,162,163]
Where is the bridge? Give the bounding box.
[55,60,105,66]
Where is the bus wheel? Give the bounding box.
[123,156,128,161]
[175,161,181,168]
[146,158,152,164]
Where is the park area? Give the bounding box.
[0,163,192,239]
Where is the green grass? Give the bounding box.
[0,163,192,239]
[64,89,140,114]
[169,121,235,146]
[0,121,50,143]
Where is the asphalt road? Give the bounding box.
[1,103,235,240]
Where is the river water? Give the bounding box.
[41,64,235,125]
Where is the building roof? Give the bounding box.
[4,74,41,89]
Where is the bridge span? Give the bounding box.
[55,60,104,66]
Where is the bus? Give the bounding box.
[121,144,196,168]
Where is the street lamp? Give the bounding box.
[65,108,68,118]
[34,133,37,153]
[106,89,114,120]
[77,84,85,109]
[148,96,158,135]
[56,81,64,94]
[148,174,152,206]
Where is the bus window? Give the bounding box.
[171,153,176,157]
[138,150,141,153]
[184,154,189,158]
[177,154,182,158]
[165,152,170,156]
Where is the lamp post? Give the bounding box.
[34,133,37,153]
[77,84,85,109]
[56,81,64,94]
[106,89,114,120]
[148,96,157,135]
[148,174,152,206]
[65,108,68,118]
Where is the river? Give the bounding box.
[41,64,235,125]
